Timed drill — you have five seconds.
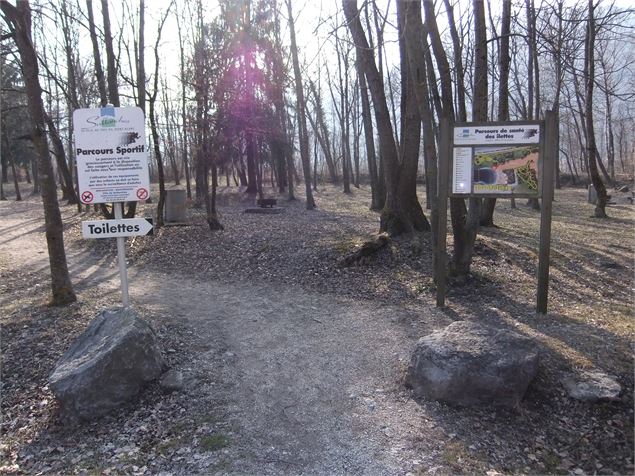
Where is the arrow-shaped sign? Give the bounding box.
[82,218,153,239]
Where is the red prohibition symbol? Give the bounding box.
[81,191,94,203]
[136,188,149,200]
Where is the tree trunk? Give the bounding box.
[175,6,191,199]
[584,0,608,217]
[149,97,165,227]
[45,114,78,204]
[286,0,315,209]
[481,0,511,227]
[147,3,172,226]
[308,81,338,184]
[442,0,467,121]
[401,0,439,245]
[101,0,119,107]
[344,0,427,236]
[137,0,145,115]
[86,0,107,106]
[1,0,76,305]
[450,0,487,277]
[396,2,428,232]
[1,124,22,201]
[356,58,381,211]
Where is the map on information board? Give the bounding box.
[472,146,539,194]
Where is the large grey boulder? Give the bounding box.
[49,307,165,422]
[406,321,540,407]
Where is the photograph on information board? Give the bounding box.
[472,146,539,194]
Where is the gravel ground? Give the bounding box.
[1,183,633,475]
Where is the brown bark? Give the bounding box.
[45,113,78,204]
[396,2,429,232]
[286,0,315,209]
[332,28,351,194]
[85,0,107,106]
[481,0,512,227]
[1,122,22,201]
[147,4,172,227]
[308,80,338,183]
[443,0,467,121]
[137,0,145,115]
[175,7,191,199]
[355,57,381,211]
[1,0,76,305]
[344,0,427,235]
[584,0,608,217]
[101,0,119,107]
[401,0,438,241]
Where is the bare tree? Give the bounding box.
[344,0,429,236]
[585,0,608,217]
[286,0,315,209]
[1,0,76,305]
[481,0,512,226]
[147,1,173,227]
[85,0,107,106]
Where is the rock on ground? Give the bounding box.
[562,370,622,402]
[48,307,165,422]
[406,321,540,407]
[159,369,184,393]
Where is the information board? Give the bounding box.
[73,106,149,204]
[452,123,541,196]
[436,114,558,314]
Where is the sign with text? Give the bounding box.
[74,106,149,204]
[454,124,540,145]
[82,218,153,239]
[452,122,542,196]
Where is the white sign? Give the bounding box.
[454,124,540,145]
[453,147,472,194]
[82,218,153,239]
[74,106,150,204]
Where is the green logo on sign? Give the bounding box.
[100,106,116,128]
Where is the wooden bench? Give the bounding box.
[257,198,277,208]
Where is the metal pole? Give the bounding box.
[114,202,130,307]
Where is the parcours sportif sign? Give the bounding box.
[73,106,150,204]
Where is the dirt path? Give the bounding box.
[1,199,443,474]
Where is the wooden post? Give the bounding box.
[536,110,557,314]
[435,116,451,307]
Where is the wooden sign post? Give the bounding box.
[435,111,558,314]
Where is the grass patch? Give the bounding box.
[198,413,221,424]
[441,441,468,469]
[199,434,229,452]
[156,438,180,455]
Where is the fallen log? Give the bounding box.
[338,232,390,267]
